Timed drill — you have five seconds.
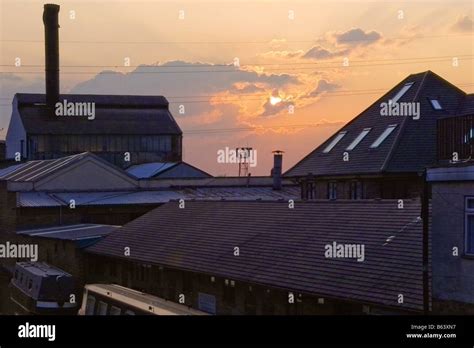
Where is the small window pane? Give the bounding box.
[97,301,108,315]
[467,199,474,209]
[346,128,371,151]
[389,82,414,105]
[430,99,442,110]
[85,295,96,315]
[370,125,397,148]
[323,132,347,153]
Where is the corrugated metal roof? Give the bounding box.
[2,152,136,184]
[18,223,118,241]
[0,163,26,178]
[127,162,177,179]
[18,192,65,207]
[17,186,300,207]
[1,153,86,182]
[87,200,426,311]
[51,191,132,206]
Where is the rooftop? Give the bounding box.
[13,93,182,135]
[18,223,119,248]
[285,71,471,177]
[87,199,426,311]
[17,186,300,207]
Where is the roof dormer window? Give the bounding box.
[389,82,414,105]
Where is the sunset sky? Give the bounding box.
[0,0,473,175]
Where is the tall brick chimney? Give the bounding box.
[43,4,60,108]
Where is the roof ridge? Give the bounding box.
[380,71,429,172]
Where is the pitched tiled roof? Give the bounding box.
[15,93,182,135]
[285,71,467,177]
[87,199,426,311]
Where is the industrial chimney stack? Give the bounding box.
[43,4,60,108]
[271,150,284,190]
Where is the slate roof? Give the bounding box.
[457,94,474,116]
[285,71,468,177]
[87,199,426,311]
[14,93,182,135]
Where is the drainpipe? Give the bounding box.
[421,170,430,314]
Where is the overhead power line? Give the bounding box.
[1,33,472,45]
[2,56,473,75]
[1,54,472,68]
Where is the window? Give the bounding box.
[223,279,236,306]
[110,306,122,315]
[97,301,108,315]
[323,132,347,153]
[370,125,397,148]
[430,99,442,110]
[85,295,96,315]
[346,128,371,151]
[389,82,414,105]
[465,198,474,255]
[328,182,337,200]
[350,181,363,200]
[160,136,172,152]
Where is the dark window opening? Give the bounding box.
[328,182,337,200]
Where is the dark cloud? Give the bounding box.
[72,60,299,97]
[70,60,300,118]
[333,28,382,46]
[303,45,348,60]
[307,79,340,97]
[452,15,474,32]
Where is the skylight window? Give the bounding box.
[389,82,414,105]
[370,125,397,148]
[322,131,347,153]
[346,128,371,151]
[430,99,442,110]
